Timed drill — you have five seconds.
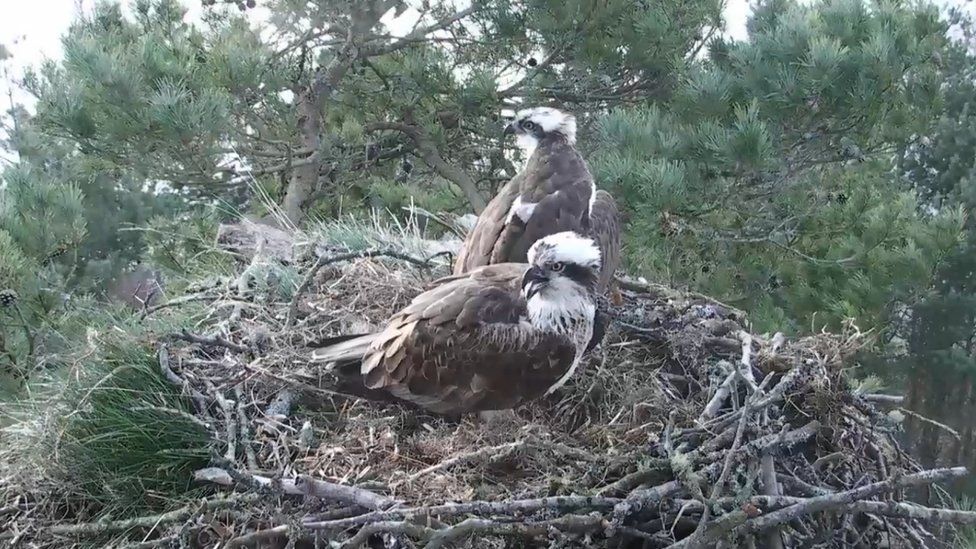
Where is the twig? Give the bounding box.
[171,329,249,354]
[734,467,970,536]
[304,495,622,531]
[596,458,671,496]
[341,521,432,548]
[46,494,257,537]
[193,467,397,510]
[284,247,440,329]
[898,407,962,441]
[157,345,210,418]
[139,292,218,319]
[392,439,525,488]
[424,514,606,549]
[699,366,736,422]
[234,386,259,471]
[861,393,905,404]
[207,383,237,462]
[759,453,785,549]
[231,495,619,546]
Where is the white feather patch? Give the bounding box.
[515,107,577,144]
[588,180,597,216]
[528,231,601,270]
[506,196,538,223]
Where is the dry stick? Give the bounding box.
[139,292,218,320]
[171,329,249,354]
[737,331,758,389]
[284,247,437,329]
[306,495,622,530]
[759,453,786,549]
[671,467,971,548]
[710,496,976,525]
[424,514,607,549]
[46,495,257,537]
[699,357,817,434]
[898,406,962,441]
[234,385,259,472]
[230,495,621,547]
[597,458,671,496]
[156,345,210,418]
[733,468,970,536]
[699,364,737,422]
[194,467,396,511]
[341,521,433,549]
[609,420,821,526]
[861,393,905,404]
[207,383,237,463]
[393,439,525,488]
[690,385,756,541]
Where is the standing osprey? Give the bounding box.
[454,107,621,292]
[311,232,601,415]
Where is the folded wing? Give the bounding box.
[361,264,577,414]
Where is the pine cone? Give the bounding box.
[0,289,18,308]
[48,242,69,259]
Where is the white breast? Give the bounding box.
[526,290,596,395]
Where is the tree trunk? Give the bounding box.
[282,90,321,227]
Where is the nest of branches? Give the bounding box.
[5,222,975,548]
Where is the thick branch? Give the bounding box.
[737,468,968,534]
[193,467,396,511]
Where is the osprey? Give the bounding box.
[453,107,621,292]
[311,231,601,416]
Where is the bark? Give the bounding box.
[282,43,360,226]
[280,3,485,225]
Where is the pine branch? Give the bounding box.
[365,4,484,56]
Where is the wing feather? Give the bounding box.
[360,266,576,414]
[454,139,594,273]
[590,189,621,292]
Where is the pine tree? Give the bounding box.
[22,0,725,225]
[590,0,962,334]
[884,8,976,487]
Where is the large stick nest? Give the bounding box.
[3,222,973,548]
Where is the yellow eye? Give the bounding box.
[551,261,565,272]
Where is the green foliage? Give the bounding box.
[591,0,959,334]
[55,339,212,514]
[870,11,976,481]
[3,329,212,517]
[141,209,234,281]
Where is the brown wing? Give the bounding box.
[453,178,520,274]
[361,267,576,415]
[590,189,621,292]
[454,138,594,274]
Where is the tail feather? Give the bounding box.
[309,332,434,412]
[310,333,376,364]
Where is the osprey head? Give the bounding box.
[504,107,577,154]
[522,231,601,301]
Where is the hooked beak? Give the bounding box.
[503,121,517,136]
[521,265,548,300]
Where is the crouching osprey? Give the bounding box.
[454,107,620,292]
[311,232,600,416]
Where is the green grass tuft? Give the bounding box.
[56,339,212,515]
[4,331,213,520]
